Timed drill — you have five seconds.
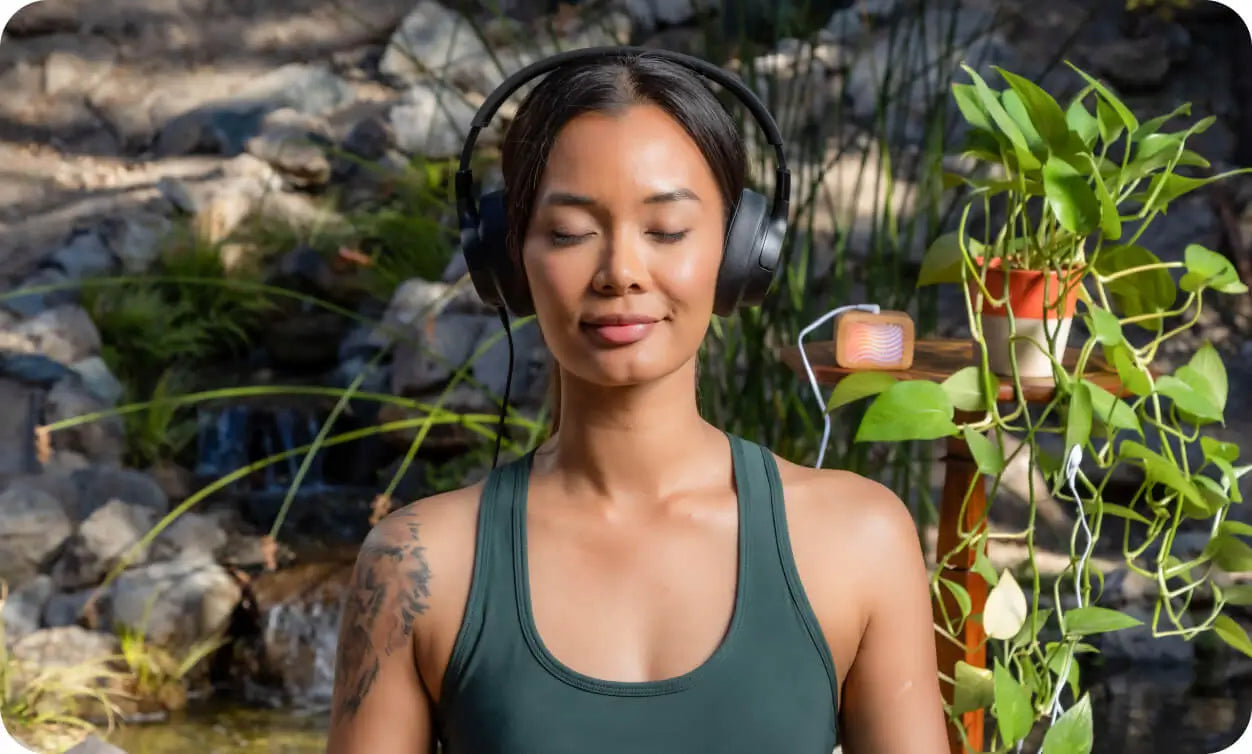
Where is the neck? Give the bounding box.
[537,359,723,503]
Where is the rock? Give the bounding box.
[64,735,130,754]
[617,0,702,31]
[154,64,355,157]
[378,1,492,87]
[69,466,170,522]
[0,378,41,478]
[45,226,119,281]
[389,81,483,159]
[5,0,84,36]
[44,376,126,465]
[472,314,549,403]
[245,108,334,189]
[43,38,117,97]
[1095,605,1194,665]
[146,460,194,504]
[10,626,120,670]
[1,267,78,318]
[70,356,125,406]
[42,588,94,628]
[0,351,75,388]
[100,560,241,650]
[342,115,394,161]
[392,312,487,395]
[158,155,282,249]
[100,212,173,274]
[1,574,55,644]
[0,480,73,590]
[52,500,157,591]
[12,304,102,365]
[149,512,228,566]
[264,311,353,369]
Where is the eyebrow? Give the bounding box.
[540,188,702,207]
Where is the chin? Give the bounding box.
[561,342,695,389]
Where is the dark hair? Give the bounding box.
[499,51,748,433]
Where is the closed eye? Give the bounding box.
[649,230,689,244]
[552,230,594,247]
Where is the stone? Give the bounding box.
[100,560,242,650]
[245,108,334,189]
[617,0,703,31]
[46,226,119,281]
[0,378,41,478]
[52,500,157,591]
[43,377,125,465]
[473,314,549,404]
[1096,606,1194,665]
[1,574,55,643]
[378,1,492,87]
[70,356,125,406]
[10,626,120,670]
[392,312,487,395]
[1085,33,1173,92]
[1,267,78,319]
[43,38,117,97]
[69,466,169,522]
[342,115,394,161]
[99,212,173,275]
[389,81,483,159]
[13,304,102,365]
[149,512,228,565]
[0,479,74,590]
[42,588,94,628]
[0,351,75,388]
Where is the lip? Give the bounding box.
[579,314,662,346]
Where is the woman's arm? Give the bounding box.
[326,510,437,754]
[838,489,949,754]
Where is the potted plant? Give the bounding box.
[916,62,1248,379]
[822,62,1252,754]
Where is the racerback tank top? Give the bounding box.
[432,433,840,753]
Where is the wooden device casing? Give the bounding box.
[832,310,915,370]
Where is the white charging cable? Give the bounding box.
[1046,444,1091,726]
[797,304,882,469]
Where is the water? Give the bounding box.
[106,662,1252,754]
[194,405,331,495]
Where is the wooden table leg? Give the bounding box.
[934,413,989,754]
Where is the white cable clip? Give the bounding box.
[798,304,882,469]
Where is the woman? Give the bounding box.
[326,50,948,754]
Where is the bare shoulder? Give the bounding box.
[341,481,487,696]
[769,453,930,667]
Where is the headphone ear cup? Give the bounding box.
[478,190,535,316]
[464,190,507,310]
[715,189,775,316]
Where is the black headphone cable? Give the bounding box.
[492,305,515,469]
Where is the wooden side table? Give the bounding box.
[779,338,1128,754]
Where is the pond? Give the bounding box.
[106,660,1252,754]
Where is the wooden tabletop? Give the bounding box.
[779,338,1130,404]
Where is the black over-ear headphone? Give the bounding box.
[454,45,792,318]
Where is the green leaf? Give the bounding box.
[952,83,996,134]
[1086,155,1123,241]
[1201,436,1239,463]
[984,569,1029,641]
[1131,102,1192,140]
[953,661,995,715]
[1192,473,1230,512]
[1068,62,1140,133]
[1143,168,1252,212]
[1002,88,1045,151]
[1042,693,1094,754]
[964,428,1005,475]
[997,67,1072,151]
[993,661,1034,744]
[973,550,1000,588]
[1042,156,1102,235]
[1182,244,1248,295]
[1065,381,1093,451]
[1014,608,1054,647]
[942,366,986,412]
[827,371,899,412]
[942,578,974,619]
[1106,343,1152,396]
[1156,374,1222,424]
[1188,342,1227,412]
[1083,380,1141,435]
[962,64,1042,171]
[1096,502,1152,525]
[1221,584,1252,607]
[917,232,968,287]
[1206,534,1252,573]
[856,381,958,443]
[1063,606,1143,636]
[1093,245,1177,325]
[1215,615,1252,658]
[1119,440,1213,518]
[1066,99,1099,147]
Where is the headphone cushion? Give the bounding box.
[475,190,534,315]
[715,189,770,316]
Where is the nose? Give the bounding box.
[591,229,648,296]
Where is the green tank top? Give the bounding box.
[433,433,840,753]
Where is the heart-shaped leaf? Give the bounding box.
[856,381,958,443]
[827,371,899,412]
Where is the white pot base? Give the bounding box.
[982,315,1072,379]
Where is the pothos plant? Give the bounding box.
[823,62,1252,753]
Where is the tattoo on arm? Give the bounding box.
[332,509,434,724]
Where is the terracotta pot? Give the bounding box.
[969,258,1082,379]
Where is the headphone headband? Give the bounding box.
[454,45,791,230]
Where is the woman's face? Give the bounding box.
[521,104,726,389]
